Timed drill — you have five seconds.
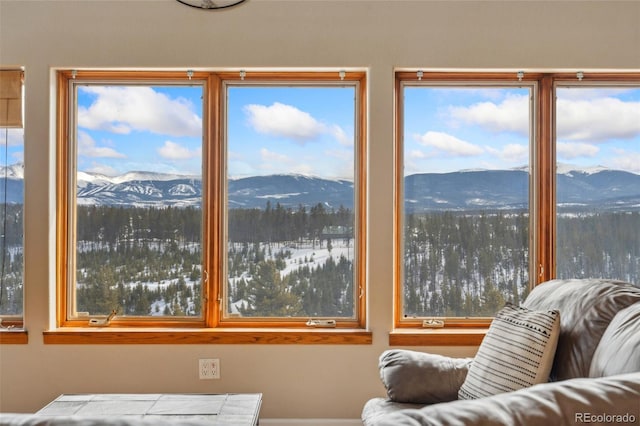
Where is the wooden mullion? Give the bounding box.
[535,75,555,284]
[356,73,368,329]
[205,73,222,328]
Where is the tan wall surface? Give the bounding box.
[0,0,639,419]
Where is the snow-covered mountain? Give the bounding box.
[75,171,202,207]
[0,163,25,179]
[406,166,640,212]
[74,172,353,209]
[1,163,639,212]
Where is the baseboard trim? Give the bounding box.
[261,419,361,426]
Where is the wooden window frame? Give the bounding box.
[391,71,640,346]
[393,72,542,331]
[550,72,640,282]
[55,70,212,329]
[48,70,370,344]
[214,71,368,330]
[0,69,25,343]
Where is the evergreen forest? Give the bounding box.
[1,203,639,318]
[69,202,354,318]
[403,210,640,317]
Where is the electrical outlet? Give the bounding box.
[199,358,220,380]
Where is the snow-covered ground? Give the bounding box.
[227,238,354,314]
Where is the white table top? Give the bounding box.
[37,393,262,425]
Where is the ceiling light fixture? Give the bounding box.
[176,0,247,10]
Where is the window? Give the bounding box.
[396,74,533,328]
[57,71,207,327]
[54,70,367,339]
[555,82,640,283]
[221,74,366,328]
[0,69,25,341]
[393,71,640,344]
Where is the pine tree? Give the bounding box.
[240,260,303,317]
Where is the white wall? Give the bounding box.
[0,0,639,419]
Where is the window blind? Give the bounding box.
[0,70,23,128]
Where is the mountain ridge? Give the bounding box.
[1,164,639,212]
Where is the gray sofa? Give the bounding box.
[362,279,640,425]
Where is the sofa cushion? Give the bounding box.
[361,398,426,426]
[368,372,640,426]
[458,303,559,400]
[589,302,640,377]
[378,350,472,404]
[522,278,640,380]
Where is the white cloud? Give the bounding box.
[78,86,202,137]
[228,151,243,161]
[324,148,354,179]
[78,130,126,158]
[244,102,352,146]
[260,148,316,175]
[260,147,291,164]
[329,125,352,146]
[325,148,352,161]
[158,140,201,160]
[557,142,599,160]
[258,148,295,173]
[408,150,427,159]
[85,162,119,176]
[291,163,315,175]
[500,144,528,162]
[245,103,324,143]
[610,149,640,174]
[556,87,635,101]
[485,143,528,163]
[0,129,24,163]
[556,97,640,142]
[417,131,484,157]
[11,151,23,163]
[4,128,23,146]
[448,94,530,135]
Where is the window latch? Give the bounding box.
[422,319,445,328]
[306,319,337,328]
[88,309,117,327]
[0,319,15,330]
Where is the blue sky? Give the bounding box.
[69,83,356,180]
[75,84,204,177]
[404,85,640,175]
[3,81,637,179]
[227,86,355,179]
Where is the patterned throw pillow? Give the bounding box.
[458,303,560,400]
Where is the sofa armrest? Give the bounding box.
[379,349,473,404]
[371,372,640,426]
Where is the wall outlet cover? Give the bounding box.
[199,358,220,379]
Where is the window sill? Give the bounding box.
[43,328,372,345]
[0,329,28,344]
[389,328,487,346]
